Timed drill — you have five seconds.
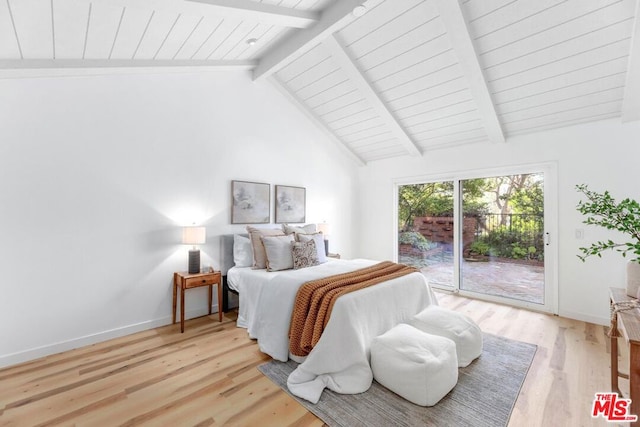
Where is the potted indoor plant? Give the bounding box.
[576,184,640,297]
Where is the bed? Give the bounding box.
[220,233,437,403]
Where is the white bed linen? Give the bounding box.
[227,267,274,329]
[227,259,437,403]
[228,259,376,349]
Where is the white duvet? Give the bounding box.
[227,259,437,403]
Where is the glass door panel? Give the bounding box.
[398,182,455,289]
[460,173,545,304]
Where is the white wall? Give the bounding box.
[356,118,640,325]
[2,69,635,368]
[0,71,358,368]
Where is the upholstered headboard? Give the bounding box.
[220,234,242,275]
[220,233,246,312]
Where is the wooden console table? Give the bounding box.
[610,287,640,424]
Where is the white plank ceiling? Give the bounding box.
[2,0,639,164]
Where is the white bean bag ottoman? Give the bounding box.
[408,305,482,367]
[370,323,458,406]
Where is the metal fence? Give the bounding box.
[470,213,544,259]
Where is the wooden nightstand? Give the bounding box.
[173,270,222,333]
[328,253,341,259]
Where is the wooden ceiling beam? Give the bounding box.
[434,0,506,143]
[253,0,384,81]
[0,59,256,79]
[622,0,640,122]
[322,34,421,157]
[184,0,318,29]
[78,0,317,29]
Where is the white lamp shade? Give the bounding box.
[317,223,330,237]
[182,226,206,245]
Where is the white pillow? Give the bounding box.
[233,234,253,268]
[261,234,295,271]
[297,233,327,264]
[282,224,317,235]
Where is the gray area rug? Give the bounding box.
[258,333,536,427]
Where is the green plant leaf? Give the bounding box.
[576,184,640,263]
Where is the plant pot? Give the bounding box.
[627,261,640,298]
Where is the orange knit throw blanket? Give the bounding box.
[288,261,418,357]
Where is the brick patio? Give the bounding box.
[400,254,544,304]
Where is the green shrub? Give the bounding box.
[472,225,544,260]
[510,244,528,259]
[468,240,490,255]
[398,232,437,251]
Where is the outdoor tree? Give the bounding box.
[398,179,488,231]
[398,183,443,231]
[398,174,545,262]
[510,178,543,217]
[485,174,532,224]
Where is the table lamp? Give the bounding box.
[183,226,206,274]
[317,223,330,256]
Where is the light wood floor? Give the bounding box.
[0,292,616,426]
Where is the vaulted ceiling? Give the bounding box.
[2,0,639,165]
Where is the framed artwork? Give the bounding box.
[231,180,270,224]
[275,185,306,223]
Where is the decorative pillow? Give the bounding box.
[292,239,320,269]
[283,224,317,235]
[261,235,295,272]
[297,233,327,264]
[247,226,285,269]
[233,234,253,267]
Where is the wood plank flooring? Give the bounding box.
[0,291,616,426]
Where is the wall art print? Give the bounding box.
[275,185,306,223]
[231,180,270,224]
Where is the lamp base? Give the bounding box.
[324,239,329,257]
[188,249,200,274]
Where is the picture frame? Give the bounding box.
[275,185,306,223]
[231,180,270,224]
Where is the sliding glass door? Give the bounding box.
[398,181,455,288]
[459,173,545,304]
[396,165,556,313]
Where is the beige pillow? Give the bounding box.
[282,224,317,235]
[247,226,284,269]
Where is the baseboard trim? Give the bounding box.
[558,309,608,326]
[0,304,220,369]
